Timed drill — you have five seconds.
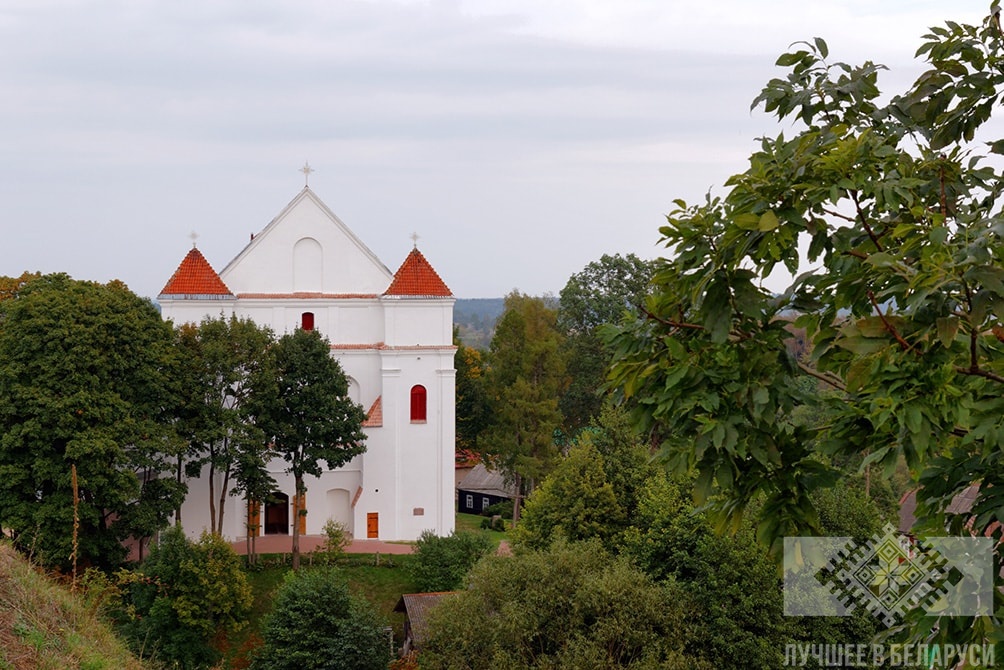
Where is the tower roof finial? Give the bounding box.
[410,232,420,249]
[300,161,314,187]
[189,230,199,248]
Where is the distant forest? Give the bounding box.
[454,298,504,349]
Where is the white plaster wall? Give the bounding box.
[159,299,236,327]
[162,189,455,543]
[382,299,454,347]
[219,191,393,295]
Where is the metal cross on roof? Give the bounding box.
[300,161,314,187]
[190,230,199,248]
[411,232,420,248]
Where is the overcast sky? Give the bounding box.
[0,1,991,299]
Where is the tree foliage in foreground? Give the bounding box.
[117,527,252,669]
[175,314,275,537]
[252,567,390,670]
[0,274,185,569]
[409,529,494,593]
[421,539,708,670]
[252,328,367,570]
[604,13,1004,647]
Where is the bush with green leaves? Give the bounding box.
[251,568,390,670]
[408,530,494,592]
[481,499,513,519]
[315,517,351,564]
[421,539,707,670]
[117,526,252,669]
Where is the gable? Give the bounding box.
[219,188,394,295]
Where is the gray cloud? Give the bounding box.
[0,0,981,299]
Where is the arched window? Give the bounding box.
[301,312,314,331]
[410,385,427,422]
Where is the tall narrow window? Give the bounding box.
[301,312,314,331]
[410,385,427,422]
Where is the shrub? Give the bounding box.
[421,539,705,669]
[116,527,252,668]
[409,530,493,592]
[317,518,351,563]
[481,500,513,518]
[251,568,390,670]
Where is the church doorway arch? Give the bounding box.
[264,492,289,535]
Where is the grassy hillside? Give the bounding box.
[0,542,147,670]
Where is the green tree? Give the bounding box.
[175,315,275,536]
[558,254,654,432]
[421,539,706,670]
[0,271,40,302]
[512,405,654,551]
[118,526,252,669]
[0,274,185,569]
[481,292,566,524]
[408,529,494,592]
[253,328,367,570]
[454,328,490,455]
[621,475,793,669]
[512,438,623,550]
[252,568,391,670]
[604,15,1004,647]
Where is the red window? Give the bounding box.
[301,312,314,331]
[410,385,427,422]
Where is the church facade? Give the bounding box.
[158,187,456,542]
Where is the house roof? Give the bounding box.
[457,462,516,499]
[394,592,456,649]
[385,248,452,297]
[362,396,383,428]
[898,484,980,534]
[160,247,233,297]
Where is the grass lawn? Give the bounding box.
[455,511,510,547]
[223,513,506,667]
[222,552,418,667]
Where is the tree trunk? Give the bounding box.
[208,456,217,536]
[292,475,303,570]
[511,472,523,526]
[216,460,231,536]
[175,455,184,526]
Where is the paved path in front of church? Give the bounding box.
[230,535,415,555]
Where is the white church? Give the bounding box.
[158,185,456,543]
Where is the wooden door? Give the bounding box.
[264,492,289,535]
[366,512,379,539]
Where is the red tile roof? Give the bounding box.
[385,248,452,297]
[363,396,383,427]
[160,247,232,296]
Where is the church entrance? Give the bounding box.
[264,492,289,535]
